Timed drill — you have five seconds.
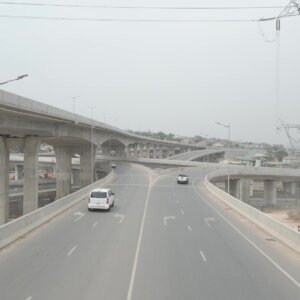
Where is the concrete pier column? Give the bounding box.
[54,145,72,199]
[264,180,277,206]
[146,145,151,158]
[295,182,300,207]
[0,136,9,224]
[80,145,97,188]
[134,144,143,158]
[71,169,80,187]
[149,145,154,158]
[249,180,254,197]
[229,179,239,197]
[23,136,40,214]
[239,179,250,203]
[282,182,295,196]
[169,147,174,157]
[14,164,24,180]
[124,145,129,158]
[157,147,163,159]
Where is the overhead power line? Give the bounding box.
[0,1,285,10]
[0,15,259,22]
[0,15,258,22]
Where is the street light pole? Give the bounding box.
[89,106,96,184]
[70,96,79,123]
[215,121,231,194]
[0,74,28,85]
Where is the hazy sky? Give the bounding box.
[0,0,299,146]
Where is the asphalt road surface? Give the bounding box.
[0,163,299,300]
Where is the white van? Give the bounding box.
[88,188,114,211]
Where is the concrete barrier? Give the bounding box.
[0,171,115,249]
[204,176,300,254]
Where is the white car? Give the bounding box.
[177,174,189,184]
[88,188,114,211]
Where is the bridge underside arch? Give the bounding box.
[100,139,126,156]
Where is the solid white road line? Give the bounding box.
[26,297,32,300]
[67,246,77,257]
[188,225,192,232]
[92,221,98,228]
[126,175,152,300]
[192,182,300,290]
[199,250,207,262]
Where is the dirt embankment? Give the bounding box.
[287,209,300,221]
[264,208,300,231]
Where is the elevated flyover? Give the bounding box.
[0,90,204,224]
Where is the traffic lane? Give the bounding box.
[110,163,151,186]
[0,164,150,300]
[174,183,300,299]
[131,175,300,300]
[157,167,300,284]
[153,168,208,188]
[194,180,300,288]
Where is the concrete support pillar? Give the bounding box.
[0,136,9,224]
[282,182,295,196]
[165,148,170,157]
[264,180,277,206]
[124,145,129,158]
[72,169,80,187]
[146,145,151,158]
[153,147,157,158]
[229,179,239,197]
[158,147,163,159]
[55,145,72,199]
[15,164,24,180]
[148,145,154,158]
[295,182,300,207]
[137,144,142,158]
[79,145,97,188]
[249,180,254,197]
[23,136,40,214]
[239,179,250,203]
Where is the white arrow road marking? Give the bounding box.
[114,213,125,224]
[204,217,215,227]
[74,212,85,222]
[164,216,176,226]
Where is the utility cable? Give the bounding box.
[0,15,259,22]
[0,2,285,10]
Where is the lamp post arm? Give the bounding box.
[0,74,28,85]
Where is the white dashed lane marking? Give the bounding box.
[67,246,77,257]
[200,250,207,262]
